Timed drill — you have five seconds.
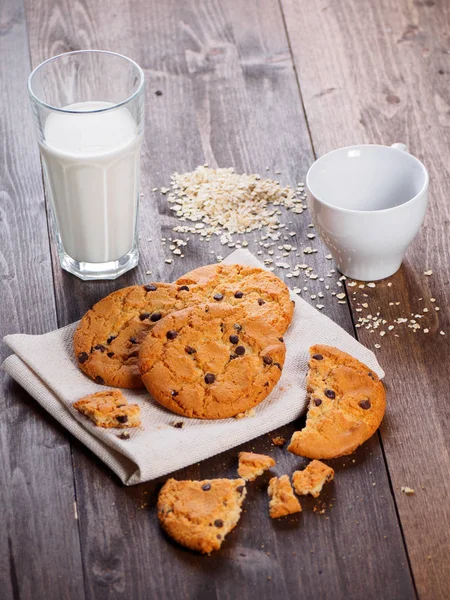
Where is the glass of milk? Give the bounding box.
[28,50,145,280]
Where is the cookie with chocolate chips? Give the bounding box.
[73,283,191,389]
[157,478,247,554]
[175,263,294,336]
[139,303,286,419]
[73,389,141,428]
[288,345,386,459]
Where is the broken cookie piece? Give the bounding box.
[268,475,302,518]
[157,478,247,553]
[238,451,276,482]
[73,390,141,428]
[288,345,386,459]
[292,460,335,498]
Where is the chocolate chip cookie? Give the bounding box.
[292,460,334,498]
[268,475,302,518]
[237,452,276,482]
[157,478,247,553]
[139,303,286,419]
[73,283,191,389]
[176,263,294,336]
[288,345,386,459]
[73,390,141,428]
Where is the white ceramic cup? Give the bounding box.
[306,143,429,281]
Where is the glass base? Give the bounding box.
[59,248,139,281]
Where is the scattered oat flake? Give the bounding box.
[374,344,381,349]
[165,258,173,264]
[401,486,415,495]
[316,304,324,310]
[336,293,346,300]
[367,282,376,288]
[325,254,332,260]
[424,270,433,276]
[440,331,445,336]
[430,298,436,302]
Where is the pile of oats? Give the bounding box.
[165,166,304,237]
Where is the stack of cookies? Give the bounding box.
[73,263,294,420]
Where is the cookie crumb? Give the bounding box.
[272,436,286,447]
[401,486,415,495]
[172,421,184,429]
[117,431,131,440]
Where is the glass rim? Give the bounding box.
[27,49,145,114]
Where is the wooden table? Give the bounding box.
[1,0,449,598]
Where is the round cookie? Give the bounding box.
[288,344,386,459]
[157,478,247,554]
[139,303,286,419]
[73,283,191,389]
[176,263,294,336]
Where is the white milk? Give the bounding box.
[40,101,141,263]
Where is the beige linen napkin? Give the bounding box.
[2,250,384,485]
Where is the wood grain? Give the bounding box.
[21,0,418,598]
[280,0,450,597]
[0,1,84,598]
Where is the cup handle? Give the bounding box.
[391,142,409,153]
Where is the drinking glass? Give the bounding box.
[28,50,145,280]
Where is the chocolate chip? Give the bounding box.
[178,285,189,291]
[202,483,211,491]
[172,421,184,428]
[139,312,150,321]
[235,346,245,356]
[258,298,265,306]
[233,324,242,331]
[166,330,178,340]
[263,356,273,365]
[155,90,163,96]
[278,337,284,342]
[171,390,178,397]
[213,293,223,301]
[150,312,162,322]
[312,354,324,360]
[78,352,89,364]
[130,337,138,344]
[185,346,196,354]
[107,335,117,344]
[204,373,215,384]
[313,398,322,406]
[234,291,244,298]
[216,534,222,540]
[94,344,105,352]
[117,432,130,440]
[107,352,114,358]
[325,389,336,399]
[264,382,269,387]
[229,335,239,344]
[359,399,371,410]
[237,485,244,495]
[230,354,237,360]
[144,284,157,291]
[116,415,128,424]
[214,519,224,528]
[368,372,375,379]
[95,376,105,385]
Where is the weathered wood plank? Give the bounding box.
[0,1,85,598]
[280,0,450,597]
[23,0,416,598]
